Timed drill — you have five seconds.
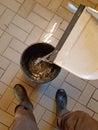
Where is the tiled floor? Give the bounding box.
[0,0,98,129]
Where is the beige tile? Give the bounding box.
[47,36,59,47]
[88,98,98,113]
[18,0,35,18]
[39,95,56,113]
[6,24,28,42]
[16,0,24,4]
[0,68,4,77]
[31,83,49,103]
[38,120,58,130]
[12,15,34,33]
[9,38,27,54]
[42,110,56,126]
[0,55,10,70]
[0,4,6,15]
[57,6,73,22]
[59,20,69,31]
[54,28,64,40]
[25,26,43,45]
[33,4,54,21]
[79,84,95,105]
[67,96,76,111]
[61,82,81,100]
[75,0,96,8]
[0,28,3,36]
[93,113,98,121]
[0,109,14,127]
[89,80,98,88]
[46,15,62,33]
[48,0,63,12]
[50,69,68,89]
[3,47,21,65]
[65,73,87,91]
[27,12,48,29]
[33,104,46,123]
[7,102,16,116]
[73,102,94,116]
[93,89,98,100]
[45,85,57,100]
[35,0,51,7]
[0,123,8,130]
[0,82,8,95]
[0,9,15,30]
[89,0,98,4]
[0,0,21,12]
[0,32,12,54]
[0,87,14,110]
[0,63,19,85]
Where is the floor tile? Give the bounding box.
[65,73,87,91]
[18,0,35,18]
[59,20,69,30]
[45,85,57,100]
[73,102,94,116]
[0,0,21,12]
[34,104,46,123]
[0,32,12,54]
[54,28,64,40]
[50,69,68,89]
[0,109,14,127]
[42,110,56,126]
[0,87,14,110]
[0,28,3,36]
[0,55,10,70]
[92,89,98,100]
[61,81,81,100]
[56,6,74,22]
[38,120,58,130]
[48,0,63,12]
[12,15,34,33]
[6,24,28,42]
[67,96,76,111]
[25,26,43,45]
[0,68,4,78]
[89,80,98,88]
[39,95,56,113]
[31,83,49,103]
[0,9,15,30]
[36,0,51,7]
[0,82,8,95]
[27,12,49,29]
[3,47,21,65]
[7,102,16,116]
[9,38,27,54]
[0,123,8,130]
[16,0,24,4]
[0,63,19,85]
[87,98,98,113]
[0,4,6,15]
[33,4,54,21]
[78,83,95,105]
[93,113,98,121]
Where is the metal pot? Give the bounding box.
[20,43,61,83]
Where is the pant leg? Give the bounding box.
[57,110,98,130]
[12,106,39,130]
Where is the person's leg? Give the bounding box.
[12,84,39,130]
[55,89,98,130]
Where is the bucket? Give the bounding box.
[20,43,61,83]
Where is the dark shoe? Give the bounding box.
[55,89,67,115]
[13,84,33,112]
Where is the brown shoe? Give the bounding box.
[55,89,67,115]
[13,84,33,112]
